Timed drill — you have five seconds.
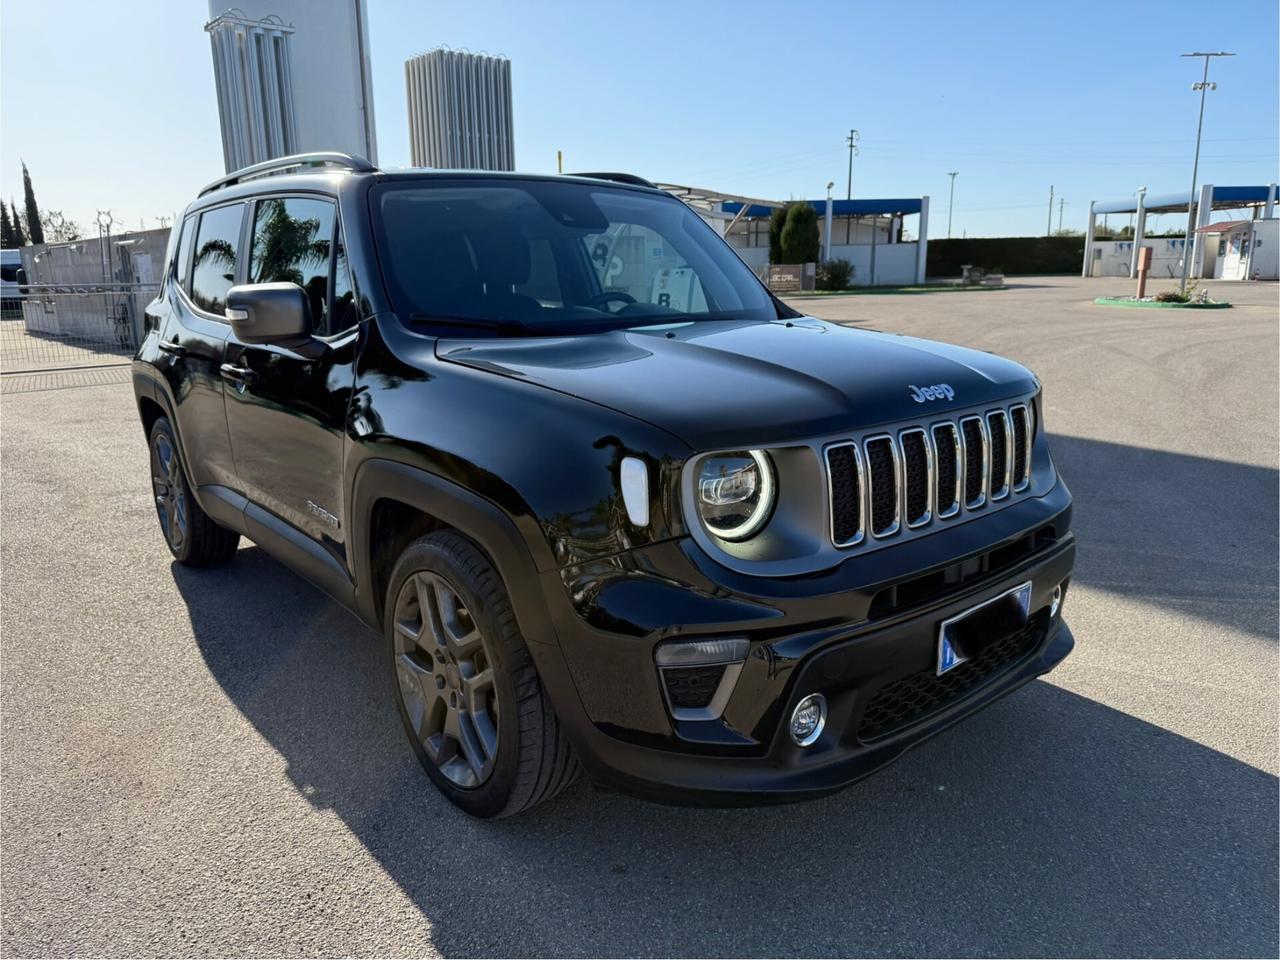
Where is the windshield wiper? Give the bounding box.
[408,313,530,334]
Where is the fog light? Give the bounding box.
[1050,584,1063,619]
[789,693,827,747]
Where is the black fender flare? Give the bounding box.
[349,458,560,647]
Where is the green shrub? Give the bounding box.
[780,202,820,265]
[768,207,788,265]
[1153,289,1190,303]
[816,258,853,290]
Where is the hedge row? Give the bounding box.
[926,236,1085,277]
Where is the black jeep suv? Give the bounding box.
[134,153,1075,818]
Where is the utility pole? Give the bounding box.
[1046,185,1054,236]
[946,172,959,239]
[845,129,859,200]
[1058,197,1065,234]
[1179,50,1234,291]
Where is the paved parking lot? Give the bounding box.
[2,275,1276,957]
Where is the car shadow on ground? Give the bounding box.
[1048,433,1278,641]
[173,426,1280,956]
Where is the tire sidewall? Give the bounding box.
[385,536,524,819]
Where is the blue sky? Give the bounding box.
[2,0,1276,239]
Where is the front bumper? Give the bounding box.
[529,483,1076,806]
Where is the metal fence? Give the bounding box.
[1,283,158,373]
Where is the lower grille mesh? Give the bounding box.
[859,613,1048,740]
[662,665,726,710]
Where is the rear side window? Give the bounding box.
[175,215,196,292]
[191,204,245,315]
[248,197,337,334]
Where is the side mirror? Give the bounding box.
[226,282,310,343]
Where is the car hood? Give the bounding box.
[436,318,1038,450]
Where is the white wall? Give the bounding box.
[1089,238,1188,278]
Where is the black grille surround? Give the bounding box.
[824,401,1035,552]
[858,611,1049,740]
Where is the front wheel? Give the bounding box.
[148,416,239,566]
[386,531,579,818]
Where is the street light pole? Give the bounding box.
[845,129,859,200]
[1180,50,1234,291]
[1046,185,1054,236]
[946,171,958,239]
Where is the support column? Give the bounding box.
[1191,184,1214,278]
[1129,191,1147,279]
[1082,201,1096,277]
[1265,183,1276,220]
[915,196,929,284]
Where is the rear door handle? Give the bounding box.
[219,363,258,387]
[157,341,186,357]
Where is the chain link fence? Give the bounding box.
[1,283,158,373]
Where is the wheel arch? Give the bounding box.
[350,458,560,649]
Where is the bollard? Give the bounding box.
[1136,246,1152,299]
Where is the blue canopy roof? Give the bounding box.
[722,198,923,219]
[1092,184,1275,215]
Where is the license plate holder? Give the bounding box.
[937,581,1032,675]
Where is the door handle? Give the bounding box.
[157,341,186,357]
[219,363,258,387]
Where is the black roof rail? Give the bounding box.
[199,152,377,197]
[566,172,657,188]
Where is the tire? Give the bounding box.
[148,416,239,566]
[386,530,579,818]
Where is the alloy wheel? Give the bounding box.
[150,433,188,552]
[393,571,499,788]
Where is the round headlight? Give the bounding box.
[695,450,775,541]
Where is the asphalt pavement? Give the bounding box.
[1,275,1276,957]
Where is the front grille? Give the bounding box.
[858,612,1048,740]
[865,437,899,537]
[824,399,1034,550]
[662,664,726,710]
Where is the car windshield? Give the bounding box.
[371,178,787,335]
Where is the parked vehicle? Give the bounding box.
[1,248,24,312]
[133,153,1075,818]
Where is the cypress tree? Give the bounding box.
[0,202,14,249]
[780,201,820,265]
[21,162,44,245]
[10,199,27,246]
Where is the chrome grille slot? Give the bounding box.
[899,428,932,528]
[1010,404,1030,491]
[821,397,1036,551]
[824,442,864,547]
[864,436,900,538]
[932,422,961,519]
[960,416,988,508]
[987,410,1011,500]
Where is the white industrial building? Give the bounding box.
[205,2,378,173]
[1083,183,1278,281]
[656,187,930,286]
[405,48,515,171]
